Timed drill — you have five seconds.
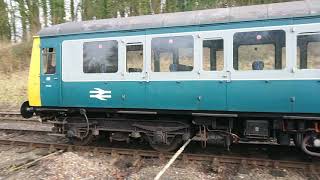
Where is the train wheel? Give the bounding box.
[148,135,182,152]
[20,101,34,119]
[68,132,94,146]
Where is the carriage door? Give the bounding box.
[198,34,228,110]
[123,37,146,108]
[228,30,290,113]
[292,30,320,113]
[40,44,61,106]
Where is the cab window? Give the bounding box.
[233,30,286,71]
[42,48,56,74]
[297,34,320,69]
[151,36,194,72]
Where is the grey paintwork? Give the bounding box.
[39,0,320,37]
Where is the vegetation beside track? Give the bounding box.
[0,70,28,109]
[0,42,31,109]
[0,42,31,74]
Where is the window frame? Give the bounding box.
[289,23,320,80]
[228,26,291,81]
[233,30,287,72]
[125,42,144,74]
[296,33,320,70]
[61,24,320,82]
[62,37,123,82]
[146,32,200,81]
[197,29,230,81]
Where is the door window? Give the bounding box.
[42,48,56,74]
[203,39,224,71]
[297,34,320,69]
[126,43,143,73]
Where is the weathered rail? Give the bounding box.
[0,111,319,178]
[0,112,51,133]
[0,111,39,122]
[0,138,318,178]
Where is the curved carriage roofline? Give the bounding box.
[39,0,320,37]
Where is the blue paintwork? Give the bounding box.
[290,80,320,113]
[57,80,320,113]
[62,80,227,110]
[227,80,320,113]
[227,80,293,113]
[40,40,61,106]
[146,81,226,110]
[38,15,320,114]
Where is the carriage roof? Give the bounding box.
[39,0,320,37]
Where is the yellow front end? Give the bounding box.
[28,36,41,106]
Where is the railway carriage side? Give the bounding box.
[21,11,320,155]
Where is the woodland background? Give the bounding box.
[0,0,295,42]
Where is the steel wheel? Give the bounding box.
[148,135,182,152]
[68,132,94,146]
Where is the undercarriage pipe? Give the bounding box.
[80,109,90,140]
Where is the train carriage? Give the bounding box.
[21,0,320,156]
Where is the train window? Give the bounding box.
[83,40,118,73]
[238,44,275,70]
[233,30,286,70]
[203,39,224,71]
[151,36,194,72]
[42,48,56,74]
[297,34,320,69]
[126,43,143,73]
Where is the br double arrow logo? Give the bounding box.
[89,88,112,101]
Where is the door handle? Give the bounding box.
[226,70,231,83]
[143,72,149,82]
[53,77,58,80]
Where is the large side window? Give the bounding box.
[83,40,118,73]
[297,34,320,69]
[151,36,194,72]
[126,43,143,73]
[42,48,56,74]
[203,39,224,71]
[233,30,286,71]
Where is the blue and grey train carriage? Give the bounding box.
[21,0,320,156]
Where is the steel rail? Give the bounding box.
[0,111,40,122]
[0,111,20,115]
[0,138,318,176]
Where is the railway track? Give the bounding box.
[0,111,51,134]
[0,111,39,122]
[0,111,319,178]
[0,138,318,178]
